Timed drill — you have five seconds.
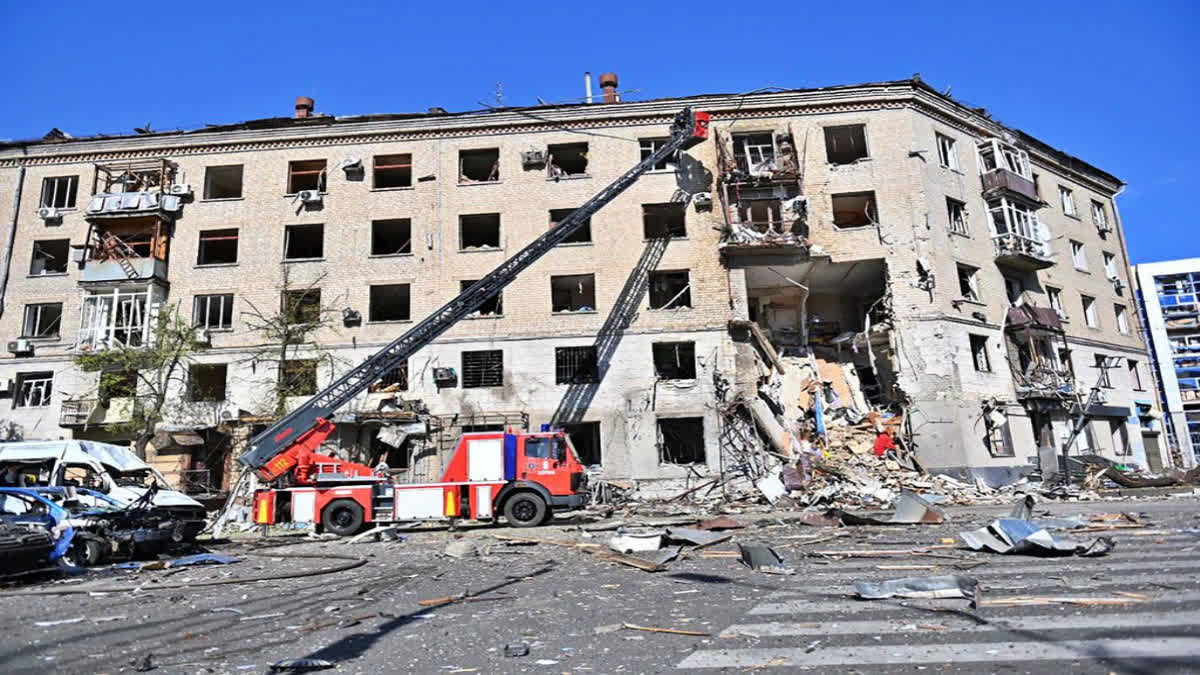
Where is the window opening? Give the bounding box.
[732,133,776,174]
[547,143,588,178]
[1047,287,1066,318]
[947,198,968,235]
[1103,252,1118,279]
[639,138,678,171]
[551,274,596,313]
[30,239,69,275]
[462,350,503,388]
[549,209,591,244]
[1094,354,1113,388]
[1071,240,1087,270]
[461,279,502,316]
[936,134,959,170]
[282,288,322,324]
[287,160,326,194]
[198,228,238,265]
[459,149,499,183]
[373,154,412,189]
[648,270,691,309]
[563,421,601,466]
[831,192,877,228]
[957,264,980,301]
[193,294,234,330]
[14,372,53,408]
[280,360,318,396]
[1128,360,1144,390]
[460,213,501,249]
[372,361,408,392]
[22,303,62,338]
[1091,200,1109,229]
[371,219,412,255]
[1082,295,1098,328]
[970,334,992,372]
[203,165,243,199]
[284,223,324,259]
[1110,419,1130,455]
[986,416,1014,457]
[824,125,868,164]
[1059,186,1076,216]
[79,287,151,349]
[100,370,138,402]
[555,346,599,384]
[188,364,227,402]
[1115,304,1130,334]
[642,203,686,238]
[653,342,696,380]
[40,176,78,209]
[658,417,705,465]
[369,284,411,322]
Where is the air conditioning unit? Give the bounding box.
[217,403,242,422]
[432,367,457,384]
[7,339,33,355]
[0,378,12,394]
[169,184,192,196]
[193,328,211,345]
[297,189,322,204]
[36,206,61,220]
[521,150,546,168]
[339,157,363,172]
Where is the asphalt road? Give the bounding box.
[1,495,1198,674]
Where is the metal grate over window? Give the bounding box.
[555,346,598,384]
[462,350,503,388]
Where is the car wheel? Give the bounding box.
[321,500,365,537]
[503,493,547,528]
[66,537,106,567]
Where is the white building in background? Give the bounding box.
[1133,257,1200,467]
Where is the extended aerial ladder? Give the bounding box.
[239,107,710,486]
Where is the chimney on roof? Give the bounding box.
[295,96,315,119]
[599,73,619,103]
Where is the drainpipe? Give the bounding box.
[584,72,593,104]
[0,151,27,319]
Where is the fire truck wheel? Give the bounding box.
[503,492,547,528]
[322,500,365,537]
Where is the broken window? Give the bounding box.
[30,239,69,275]
[461,350,503,388]
[100,370,138,402]
[653,342,696,380]
[1128,359,1144,390]
[203,165,243,199]
[460,213,501,250]
[824,125,868,165]
[1059,185,1077,216]
[1070,240,1087,270]
[282,288,322,324]
[369,284,411,322]
[732,133,776,174]
[969,334,992,372]
[736,200,784,233]
[936,133,959,170]
[563,421,601,466]
[197,228,239,265]
[287,160,326,194]
[549,208,591,244]
[22,303,62,338]
[193,293,234,330]
[280,360,318,396]
[831,192,877,228]
[1004,276,1024,306]
[642,203,686,239]
[547,143,588,178]
[40,176,77,209]
[13,372,53,408]
[79,287,151,349]
[551,274,596,313]
[374,362,408,391]
[373,154,412,189]
[1047,286,1066,319]
[1103,252,1118,279]
[461,280,502,317]
[459,148,499,183]
[1082,294,1098,328]
[1095,354,1112,388]
[957,264,980,301]
[986,416,1014,457]
[978,140,1032,179]
[639,138,678,172]
[555,346,599,384]
[188,364,227,402]
[1115,304,1130,335]
[284,223,324,259]
[648,270,691,310]
[371,219,412,256]
[947,198,968,235]
[1091,200,1109,229]
[658,417,705,465]
[1110,418,1130,455]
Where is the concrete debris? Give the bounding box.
[959,518,1116,557]
[503,643,529,657]
[442,539,482,559]
[855,575,979,601]
[737,542,794,575]
[268,658,335,671]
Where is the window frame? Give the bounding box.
[1115,303,1130,335]
[21,302,63,339]
[638,137,679,172]
[969,334,992,373]
[648,270,692,310]
[40,175,78,210]
[652,341,697,380]
[193,293,234,331]
[14,371,54,408]
[368,284,412,323]
[823,124,870,165]
[1059,185,1077,217]
[286,159,327,195]
[187,363,228,402]
[657,416,706,466]
[831,191,878,229]
[197,228,239,266]
[372,154,413,190]
[283,223,325,261]
[555,345,600,385]
[202,165,244,200]
[1091,199,1109,229]
[461,349,504,388]
[946,197,968,236]
[956,263,980,302]
[1103,252,1118,280]
[1047,286,1066,319]
[1082,294,1099,328]
[936,133,960,170]
[370,218,414,257]
[1128,359,1145,391]
[30,239,70,276]
[1070,240,1088,271]
[1095,354,1112,388]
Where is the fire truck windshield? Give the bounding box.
[525,437,567,461]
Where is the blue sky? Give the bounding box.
[1,1,1195,263]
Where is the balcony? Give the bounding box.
[1013,367,1076,401]
[86,191,183,220]
[982,169,1040,205]
[59,397,146,427]
[78,219,169,284]
[992,233,1054,271]
[80,257,167,284]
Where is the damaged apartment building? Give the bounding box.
[0,77,1168,493]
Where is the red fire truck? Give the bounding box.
[242,108,710,534]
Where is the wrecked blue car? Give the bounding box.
[0,487,177,568]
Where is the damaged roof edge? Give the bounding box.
[0,78,1122,189]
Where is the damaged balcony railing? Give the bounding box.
[59,396,148,426]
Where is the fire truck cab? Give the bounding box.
[253,428,588,535]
